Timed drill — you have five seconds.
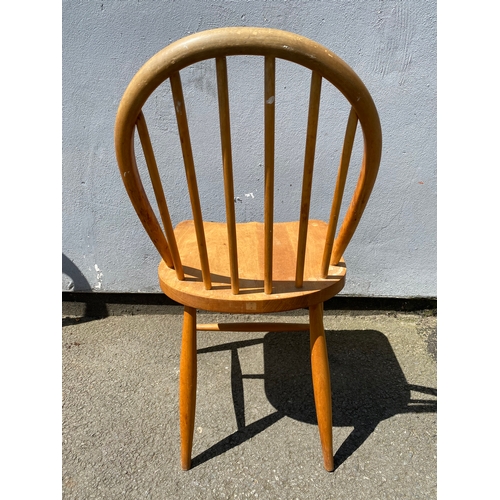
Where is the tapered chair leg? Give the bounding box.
[309,302,334,471]
[179,306,197,470]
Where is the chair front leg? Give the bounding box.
[309,302,334,471]
[179,306,197,470]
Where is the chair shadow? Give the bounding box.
[193,330,436,470]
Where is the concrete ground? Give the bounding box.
[62,308,437,499]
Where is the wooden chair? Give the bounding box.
[114,27,382,471]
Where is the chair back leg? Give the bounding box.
[309,302,334,471]
[179,306,197,470]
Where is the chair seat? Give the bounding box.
[158,219,346,313]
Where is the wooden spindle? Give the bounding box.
[196,322,310,332]
[321,107,358,276]
[295,71,322,288]
[170,71,212,290]
[216,57,239,295]
[135,111,184,279]
[264,56,275,295]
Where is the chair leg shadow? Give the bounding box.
[192,330,437,470]
[191,411,284,468]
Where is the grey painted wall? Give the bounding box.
[62,0,436,298]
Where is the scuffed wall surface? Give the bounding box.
[62,0,436,297]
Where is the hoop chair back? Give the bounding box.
[115,27,382,308]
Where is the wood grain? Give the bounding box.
[196,322,310,332]
[322,107,358,274]
[310,302,334,471]
[264,56,275,294]
[296,71,322,288]
[136,111,183,276]
[216,56,239,294]
[179,306,197,470]
[158,219,346,313]
[170,71,212,290]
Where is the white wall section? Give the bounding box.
[62,1,436,297]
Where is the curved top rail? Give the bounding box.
[115,27,382,267]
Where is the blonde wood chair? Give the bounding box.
[115,27,382,471]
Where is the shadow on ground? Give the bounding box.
[194,329,437,470]
[62,254,108,323]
